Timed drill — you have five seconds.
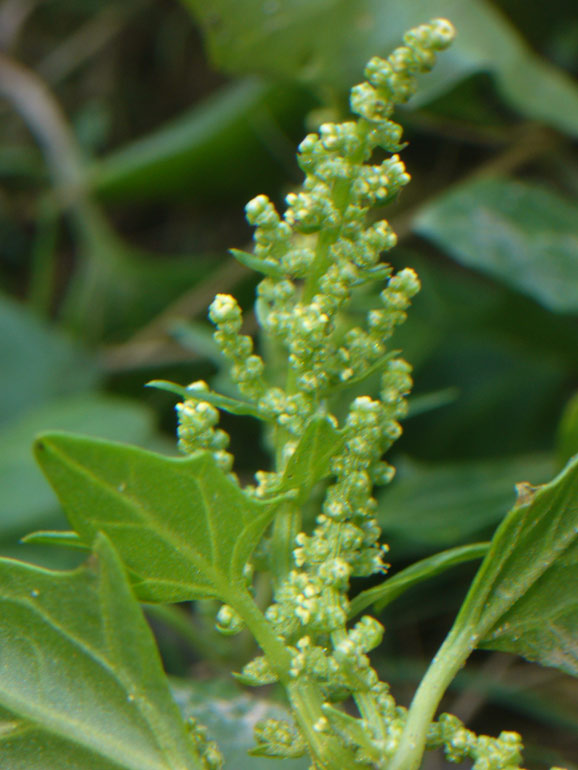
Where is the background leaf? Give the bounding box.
[93,79,309,202]
[0,534,202,770]
[34,432,277,603]
[184,0,578,136]
[0,294,98,426]
[377,453,554,557]
[349,543,489,617]
[0,395,157,548]
[414,178,578,313]
[173,678,309,770]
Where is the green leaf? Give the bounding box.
[21,531,88,550]
[184,0,578,137]
[173,678,309,770]
[377,453,554,557]
[0,395,156,541]
[349,543,489,618]
[0,534,202,770]
[273,415,344,502]
[92,79,308,201]
[34,432,277,603]
[148,380,262,418]
[0,294,98,426]
[414,178,578,314]
[455,455,578,677]
[557,392,578,468]
[390,457,578,768]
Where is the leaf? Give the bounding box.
[173,678,309,770]
[0,294,98,426]
[21,531,88,550]
[414,178,578,313]
[184,0,578,137]
[454,455,578,677]
[0,534,202,770]
[148,380,262,418]
[377,453,554,557]
[349,543,489,618]
[0,394,156,541]
[92,79,308,201]
[557,392,578,468]
[34,432,278,603]
[272,415,344,501]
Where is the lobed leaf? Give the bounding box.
[34,432,278,603]
[0,535,202,770]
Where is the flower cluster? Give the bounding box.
[427,713,525,770]
[176,381,234,475]
[170,18,554,770]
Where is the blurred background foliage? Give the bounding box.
[1,0,577,766]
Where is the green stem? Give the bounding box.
[270,499,301,585]
[230,586,359,769]
[389,627,476,770]
[302,123,371,305]
[227,587,292,683]
[288,680,359,770]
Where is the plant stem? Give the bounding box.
[288,680,359,770]
[270,499,301,585]
[227,587,292,682]
[389,627,476,770]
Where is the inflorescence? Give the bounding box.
[173,18,551,770]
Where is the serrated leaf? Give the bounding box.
[34,432,277,603]
[272,415,343,501]
[454,455,578,677]
[0,535,202,770]
[415,178,578,314]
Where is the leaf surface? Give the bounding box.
[0,395,156,541]
[454,455,578,677]
[173,679,309,770]
[273,415,343,501]
[415,178,578,313]
[0,535,202,770]
[34,432,277,603]
[349,543,489,618]
[183,0,578,137]
[0,294,98,426]
[378,453,553,557]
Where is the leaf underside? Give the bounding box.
[0,535,202,770]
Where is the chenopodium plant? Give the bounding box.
[18,17,577,770]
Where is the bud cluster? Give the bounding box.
[427,713,525,770]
